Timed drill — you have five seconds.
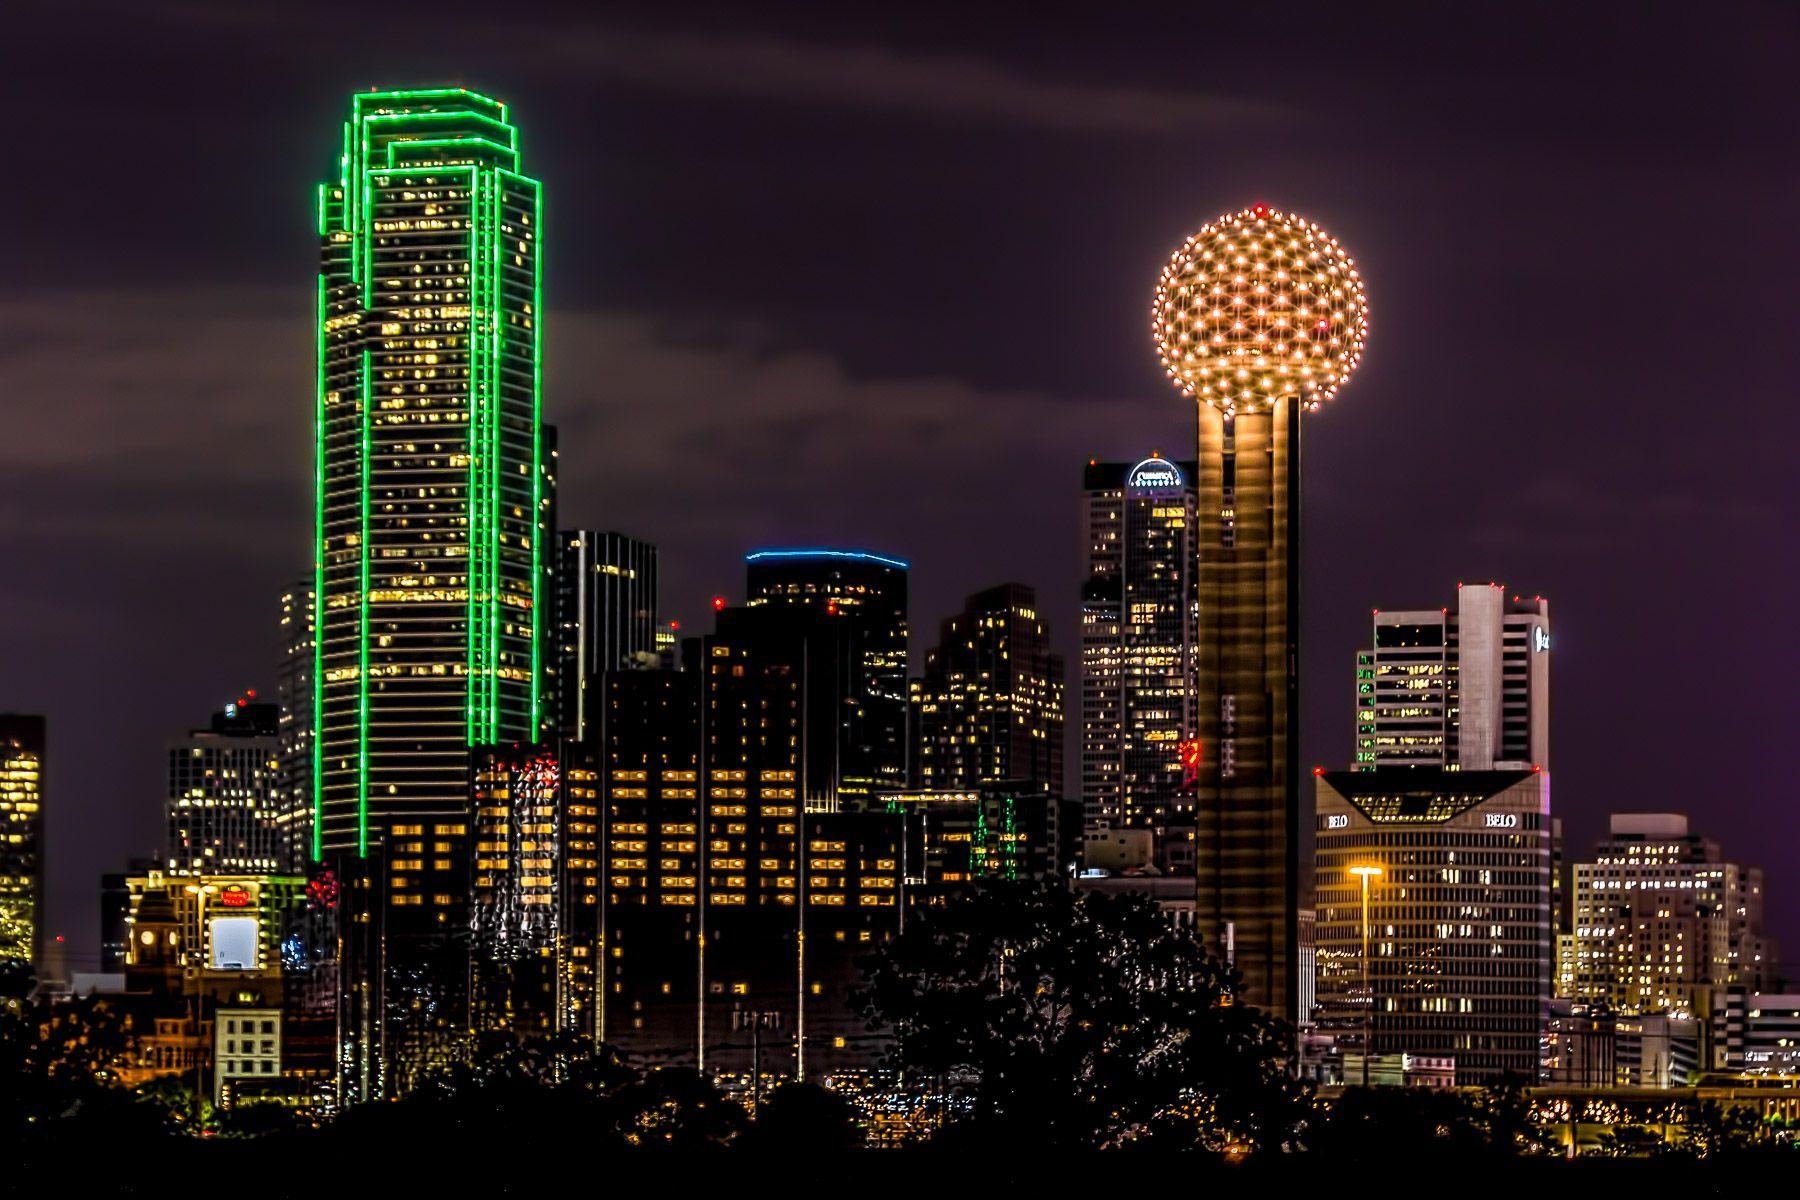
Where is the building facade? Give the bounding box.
[555,530,658,740]
[167,702,283,876]
[1078,457,1198,869]
[911,583,1064,798]
[1565,813,1777,1017]
[1188,399,1302,1021]
[0,715,45,977]
[745,548,910,802]
[314,87,545,863]
[584,619,912,1077]
[1355,584,1551,771]
[276,581,315,871]
[1314,767,1553,1083]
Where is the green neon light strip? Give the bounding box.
[312,267,326,864]
[529,178,544,733]
[358,346,371,856]
[488,169,502,743]
[353,87,509,122]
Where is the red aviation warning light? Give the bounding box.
[1179,737,1204,792]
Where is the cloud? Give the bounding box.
[531,26,1280,136]
[0,284,1174,581]
[86,3,1278,136]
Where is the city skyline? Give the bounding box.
[3,2,1795,978]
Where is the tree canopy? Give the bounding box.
[860,880,1306,1152]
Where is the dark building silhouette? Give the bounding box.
[745,548,909,802]
[911,584,1064,798]
[555,530,658,740]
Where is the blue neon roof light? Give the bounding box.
[744,548,910,570]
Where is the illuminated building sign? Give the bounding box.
[1127,457,1184,490]
[1533,627,1550,653]
[1178,737,1204,791]
[209,916,260,971]
[217,884,254,909]
[1325,814,1349,829]
[1485,813,1519,829]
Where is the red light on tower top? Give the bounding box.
[712,595,726,612]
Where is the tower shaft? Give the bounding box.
[1193,398,1300,1022]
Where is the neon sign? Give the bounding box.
[1127,457,1184,490]
[217,884,253,909]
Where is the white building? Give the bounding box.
[1355,584,1549,772]
[214,1007,281,1105]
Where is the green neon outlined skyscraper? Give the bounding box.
[314,88,544,863]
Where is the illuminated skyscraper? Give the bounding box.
[745,548,909,800]
[1355,585,1550,771]
[0,715,45,976]
[276,580,315,870]
[1566,814,1777,1017]
[1314,767,1552,1083]
[314,88,545,866]
[167,701,283,876]
[1152,205,1369,1021]
[1079,457,1198,866]
[911,584,1064,797]
[555,530,658,740]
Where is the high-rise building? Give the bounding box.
[1565,813,1778,1017]
[1151,207,1370,1023]
[1078,457,1198,865]
[585,615,911,1076]
[745,548,909,800]
[1355,585,1551,771]
[0,715,45,977]
[555,530,658,740]
[276,580,315,870]
[167,701,283,876]
[314,88,545,865]
[1314,767,1553,1083]
[911,584,1064,798]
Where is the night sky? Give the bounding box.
[5,2,1796,972]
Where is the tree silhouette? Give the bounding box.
[860,880,1305,1152]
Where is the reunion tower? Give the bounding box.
[1152,204,1368,1022]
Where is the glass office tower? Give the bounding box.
[314,88,544,862]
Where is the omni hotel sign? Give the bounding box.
[1126,457,1184,490]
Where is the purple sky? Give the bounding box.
[3,1,1796,972]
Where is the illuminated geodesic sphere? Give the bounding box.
[1152,204,1368,416]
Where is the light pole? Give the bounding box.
[182,882,218,1127]
[1348,865,1382,1087]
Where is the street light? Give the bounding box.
[1348,865,1383,1087]
[182,883,218,1128]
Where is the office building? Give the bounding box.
[167,700,283,876]
[1078,456,1198,867]
[1355,585,1551,771]
[1708,991,1800,1073]
[911,583,1064,798]
[313,87,545,863]
[585,613,911,1077]
[276,580,315,870]
[1314,767,1553,1083]
[879,782,1066,887]
[214,1008,282,1105]
[0,715,45,976]
[555,530,659,739]
[746,548,909,801]
[1565,813,1778,1017]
